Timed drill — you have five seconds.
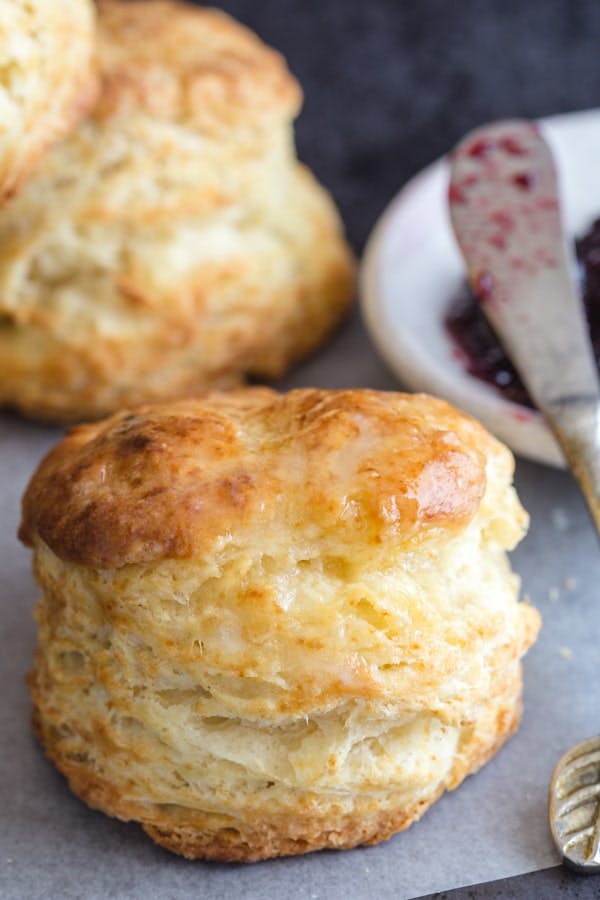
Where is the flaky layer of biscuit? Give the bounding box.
[31,680,523,861]
[0,0,97,199]
[23,391,540,860]
[0,1,354,422]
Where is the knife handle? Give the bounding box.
[545,397,600,537]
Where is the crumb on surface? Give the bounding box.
[551,508,570,532]
[548,586,560,602]
[563,576,577,591]
[559,647,572,660]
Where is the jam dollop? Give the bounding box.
[445,218,600,408]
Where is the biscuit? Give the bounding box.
[0,0,97,199]
[21,389,540,861]
[0,1,354,423]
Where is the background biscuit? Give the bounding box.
[0,1,354,422]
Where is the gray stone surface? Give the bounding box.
[2,315,600,898]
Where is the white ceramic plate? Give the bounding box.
[361,108,600,467]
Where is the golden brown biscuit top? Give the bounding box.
[19,389,501,569]
[95,1,302,130]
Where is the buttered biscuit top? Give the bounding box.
[22,388,498,569]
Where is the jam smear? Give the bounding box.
[499,135,530,156]
[449,183,467,205]
[445,218,600,408]
[512,171,535,190]
[468,138,494,158]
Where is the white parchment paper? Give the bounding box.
[1,314,598,899]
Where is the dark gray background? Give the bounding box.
[217,0,600,253]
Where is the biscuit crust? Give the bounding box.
[0,1,354,422]
[0,0,97,199]
[95,0,302,130]
[21,389,500,568]
[23,390,540,860]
